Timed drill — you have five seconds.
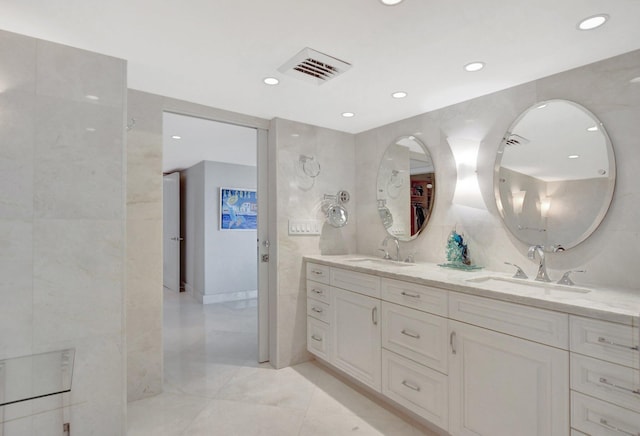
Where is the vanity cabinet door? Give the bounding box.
[449,320,569,436]
[332,287,381,391]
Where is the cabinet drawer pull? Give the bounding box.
[400,291,421,299]
[311,307,323,313]
[597,336,639,351]
[311,270,324,276]
[311,334,323,342]
[450,331,457,354]
[401,380,421,392]
[311,289,324,295]
[599,377,640,396]
[599,417,639,436]
[372,307,378,326]
[401,329,420,339]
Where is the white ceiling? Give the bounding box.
[162,113,257,173]
[1,1,640,135]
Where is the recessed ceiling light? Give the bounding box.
[291,133,300,137]
[464,61,485,72]
[537,103,548,109]
[577,14,609,31]
[380,0,403,5]
[171,135,182,140]
[568,154,580,159]
[263,77,279,85]
[630,76,640,84]
[342,112,355,118]
[391,91,408,99]
[587,125,599,132]
[85,94,99,101]
[85,127,96,132]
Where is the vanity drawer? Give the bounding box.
[307,317,331,361]
[306,280,331,304]
[331,267,381,298]
[571,354,640,412]
[571,391,640,436]
[381,278,447,317]
[570,316,639,369]
[382,349,448,431]
[381,302,448,374]
[448,292,569,349]
[306,262,330,284]
[307,299,331,324]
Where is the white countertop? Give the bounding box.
[304,254,640,326]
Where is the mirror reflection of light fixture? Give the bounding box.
[512,190,526,214]
[450,137,485,209]
[540,196,552,217]
[387,169,404,199]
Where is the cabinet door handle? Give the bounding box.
[598,336,639,351]
[372,307,378,325]
[401,380,421,392]
[400,291,420,299]
[311,307,323,313]
[401,329,420,339]
[450,331,457,354]
[599,377,640,396]
[599,417,639,436]
[312,289,324,295]
[311,334,323,342]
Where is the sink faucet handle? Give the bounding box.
[504,262,528,279]
[557,269,586,286]
[378,248,392,260]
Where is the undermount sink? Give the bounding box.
[346,257,414,267]
[466,276,592,296]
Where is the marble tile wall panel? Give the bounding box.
[126,89,164,401]
[0,30,126,435]
[272,118,357,368]
[355,50,640,290]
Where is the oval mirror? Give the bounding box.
[495,99,616,251]
[377,136,435,241]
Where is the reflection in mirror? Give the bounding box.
[495,99,616,251]
[377,136,435,241]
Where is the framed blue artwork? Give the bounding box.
[219,187,257,230]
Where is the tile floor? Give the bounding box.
[127,289,438,435]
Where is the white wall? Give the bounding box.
[0,30,126,434]
[355,49,640,291]
[270,118,357,368]
[182,160,258,304]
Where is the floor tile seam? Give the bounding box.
[208,393,316,414]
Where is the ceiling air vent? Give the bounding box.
[278,47,352,85]
[503,133,530,146]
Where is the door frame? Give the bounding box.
[162,107,272,364]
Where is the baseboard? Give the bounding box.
[201,290,258,304]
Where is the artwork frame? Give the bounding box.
[219,187,257,231]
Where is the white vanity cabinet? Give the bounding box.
[332,287,382,391]
[569,316,640,436]
[448,292,570,436]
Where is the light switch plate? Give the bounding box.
[288,219,321,235]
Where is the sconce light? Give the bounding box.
[449,137,485,209]
[512,190,526,214]
[539,196,552,218]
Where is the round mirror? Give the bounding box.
[495,99,616,251]
[377,136,435,241]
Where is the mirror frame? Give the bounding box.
[377,135,436,242]
[494,99,616,251]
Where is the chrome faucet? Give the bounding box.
[382,235,400,261]
[528,245,551,282]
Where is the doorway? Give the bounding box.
[162,112,269,364]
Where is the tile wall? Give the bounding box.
[355,49,640,290]
[0,30,126,435]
